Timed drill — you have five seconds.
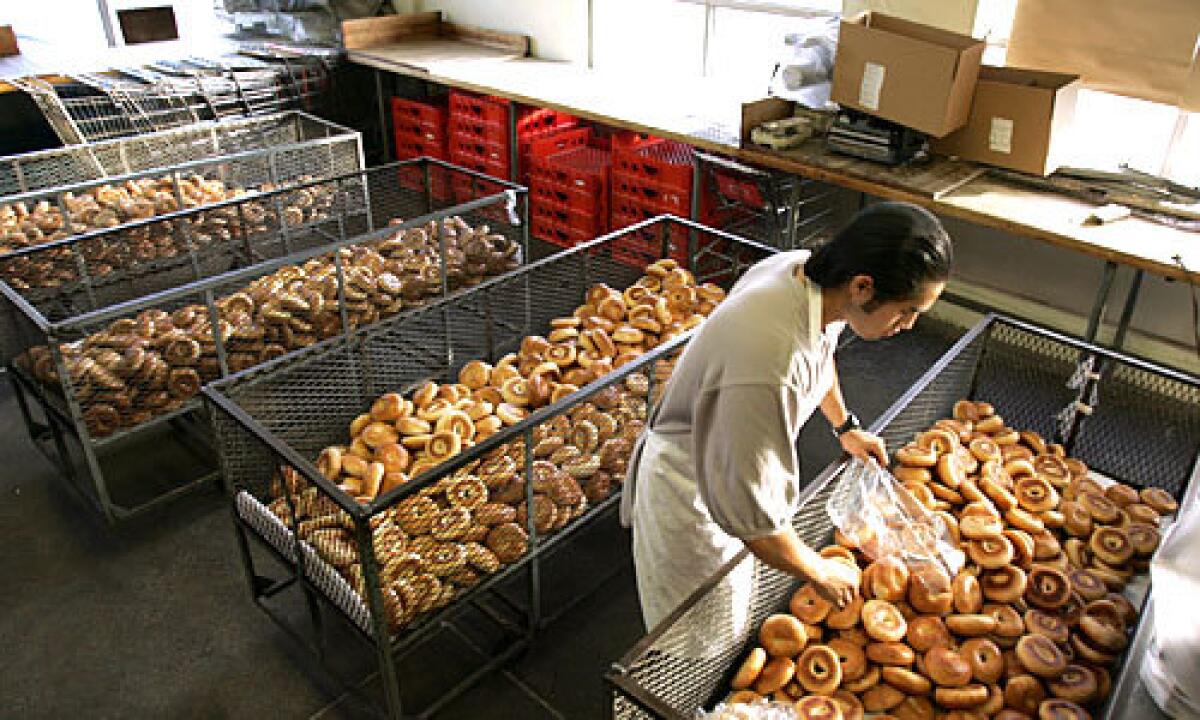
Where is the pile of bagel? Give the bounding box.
[725,399,1177,720]
[19,216,520,438]
[259,258,733,633]
[0,175,340,290]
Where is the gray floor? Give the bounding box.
[0,314,1019,719]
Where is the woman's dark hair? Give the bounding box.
[804,201,953,307]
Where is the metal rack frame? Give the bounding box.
[0,111,351,198]
[4,158,530,524]
[0,111,362,261]
[606,314,1200,720]
[13,58,332,145]
[694,150,851,250]
[202,215,776,719]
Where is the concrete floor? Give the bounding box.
[2,313,1170,719]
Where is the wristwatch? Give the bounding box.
[833,412,862,438]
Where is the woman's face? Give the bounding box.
[844,278,945,340]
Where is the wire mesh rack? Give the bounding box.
[202,215,776,718]
[0,111,362,277]
[0,111,354,198]
[3,158,531,524]
[12,55,332,145]
[606,314,1200,720]
[695,151,854,251]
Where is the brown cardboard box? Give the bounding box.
[0,26,19,57]
[933,66,1079,176]
[831,12,984,137]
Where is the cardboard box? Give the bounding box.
[933,66,1079,176]
[0,26,18,57]
[831,11,984,137]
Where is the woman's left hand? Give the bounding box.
[839,429,888,466]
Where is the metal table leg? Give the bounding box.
[375,70,390,162]
[1112,269,1145,352]
[1085,261,1119,343]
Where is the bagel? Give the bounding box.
[945,614,998,638]
[866,641,915,666]
[790,584,833,625]
[760,613,809,657]
[863,600,908,643]
[1015,634,1067,678]
[730,647,767,690]
[796,644,843,695]
[925,646,972,687]
[982,603,1026,638]
[960,637,1004,684]
[1024,609,1069,645]
[935,684,989,710]
[1140,486,1178,515]
[881,665,931,695]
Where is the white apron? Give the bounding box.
[622,358,837,657]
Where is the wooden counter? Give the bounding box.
[349,34,1200,285]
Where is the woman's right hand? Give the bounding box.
[809,558,859,609]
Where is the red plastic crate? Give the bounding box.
[532,215,594,249]
[449,90,510,127]
[532,198,603,236]
[612,139,694,189]
[611,174,689,214]
[610,195,689,264]
[449,134,508,166]
[527,127,591,170]
[392,97,445,130]
[449,91,574,135]
[448,115,509,146]
[531,181,606,220]
[397,163,451,200]
[608,129,658,151]
[538,145,610,195]
[530,144,611,229]
[712,168,766,209]
[394,131,446,161]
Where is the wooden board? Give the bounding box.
[342,13,528,55]
[342,12,441,50]
[348,40,526,77]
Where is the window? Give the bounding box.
[592,0,708,77]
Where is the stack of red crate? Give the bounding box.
[446,90,578,203]
[391,96,451,199]
[528,128,613,249]
[610,139,698,264]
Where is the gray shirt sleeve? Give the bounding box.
[692,382,803,540]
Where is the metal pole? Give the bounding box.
[1084,262,1118,343]
[95,0,119,47]
[1111,269,1144,352]
[375,70,391,163]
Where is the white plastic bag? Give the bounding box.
[696,699,797,720]
[825,458,965,578]
[1143,502,1200,718]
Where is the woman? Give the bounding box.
[621,201,953,638]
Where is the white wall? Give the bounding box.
[415,0,588,63]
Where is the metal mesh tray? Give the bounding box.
[3,159,528,523]
[203,215,775,716]
[0,111,361,266]
[607,314,1200,720]
[0,111,351,198]
[13,58,331,145]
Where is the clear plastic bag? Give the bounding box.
[825,458,965,580]
[696,699,797,720]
